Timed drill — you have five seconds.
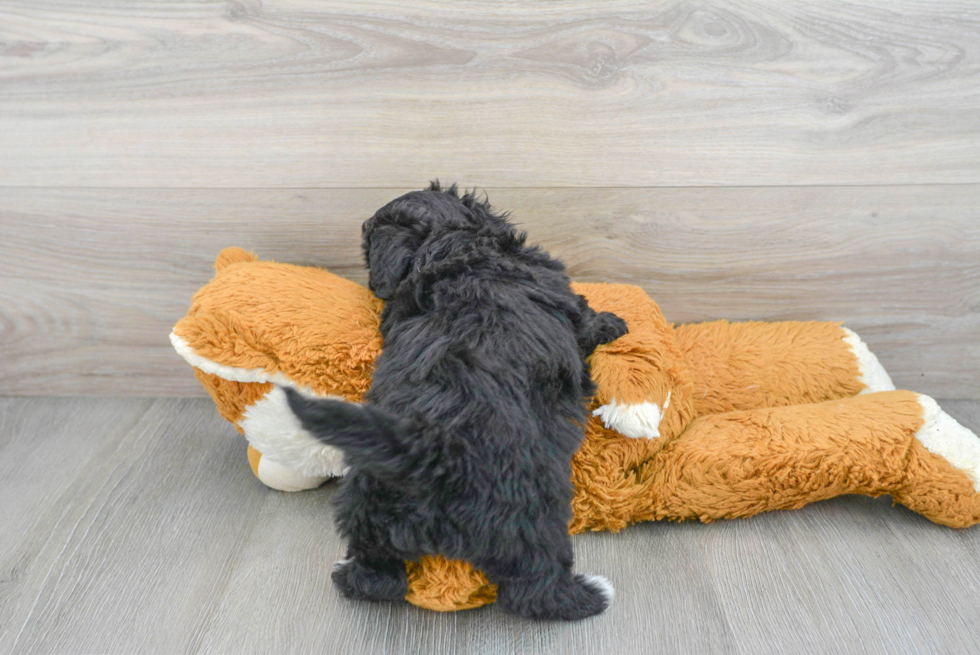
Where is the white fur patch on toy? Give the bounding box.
[915,395,980,492]
[170,331,349,479]
[256,455,330,492]
[240,386,348,480]
[170,331,322,395]
[841,327,895,393]
[592,397,666,440]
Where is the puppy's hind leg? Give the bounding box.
[332,554,408,603]
[332,504,409,603]
[492,566,613,621]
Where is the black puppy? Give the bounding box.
[286,183,627,620]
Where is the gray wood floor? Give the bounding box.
[2,396,980,655]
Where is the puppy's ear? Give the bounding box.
[365,225,420,299]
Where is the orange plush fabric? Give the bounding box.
[173,248,980,613]
[174,248,382,402]
[674,319,865,416]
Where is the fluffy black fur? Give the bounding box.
[285,183,628,620]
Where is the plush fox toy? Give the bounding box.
[172,248,980,612]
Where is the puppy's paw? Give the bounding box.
[541,573,613,621]
[498,571,614,620]
[595,312,629,343]
[331,559,408,602]
[581,574,615,606]
[580,311,629,355]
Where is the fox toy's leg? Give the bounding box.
[674,320,894,416]
[643,391,980,528]
[579,284,895,443]
[891,396,980,527]
[246,445,330,492]
[647,393,918,522]
[238,386,349,491]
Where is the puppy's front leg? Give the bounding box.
[578,307,628,355]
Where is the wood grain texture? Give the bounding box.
[2,1,980,187]
[2,185,978,397]
[0,398,270,654]
[2,397,980,654]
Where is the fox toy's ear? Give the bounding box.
[364,224,421,300]
[214,247,257,272]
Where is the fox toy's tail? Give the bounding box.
[283,387,463,483]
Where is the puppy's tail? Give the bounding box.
[283,387,462,482]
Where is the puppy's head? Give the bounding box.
[362,181,515,299]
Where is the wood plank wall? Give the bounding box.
[1,1,978,397]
